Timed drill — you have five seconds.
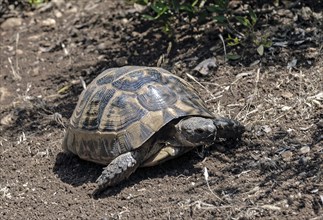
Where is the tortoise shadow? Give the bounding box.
[53,150,204,198]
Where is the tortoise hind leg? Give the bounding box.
[93,151,140,196]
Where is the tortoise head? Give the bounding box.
[174,117,216,147]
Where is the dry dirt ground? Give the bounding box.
[0,0,322,219]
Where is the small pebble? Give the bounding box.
[52,0,65,8]
[281,91,293,99]
[24,12,35,17]
[281,106,292,111]
[299,146,310,154]
[1,17,23,30]
[121,18,128,24]
[66,6,78,14]
[281,151,293,161]
[54,10,63,18]
[16,49,23,55]
[193,57,217,76]
[261,125,272,133]
[114,57,128,66]
[300,7,312,21]
[31,67,40,77]
[97,42,108,50]
[42,18,56,28]
[0,113,15,126]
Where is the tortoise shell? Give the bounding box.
[62,66,213,165]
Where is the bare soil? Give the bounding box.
[0,0,322,219]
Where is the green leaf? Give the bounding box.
[206,5,222,13]
[142,14,157,20]
[191,0,199,7]
[227,35,240,46]
[219,0,229,8]
[213,15,226,23]
[227,41,240,46]
[263,40,272,48]
[226,54,241,60]
[28,0,45,5]
[133,0,149,5]
[198,0,207,8]
[162,22,171,34]
[257,44,264,56]
[151,2,168,14]
[249,8,257,25]
[236,16,251,27]
[180,4,194,13]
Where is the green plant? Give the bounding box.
[28,0,47,6]
[131,0,209,33]
[130,0,272,59]
[225,8,272,59]
[206,0,229,25]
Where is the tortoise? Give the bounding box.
[62,66,245,194]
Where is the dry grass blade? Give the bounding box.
[186,73,218,101]
[235,68,260,123]
[218,34,227,62]
[80,76,87,90]
[203,167,224,202]
[8,57,21,80]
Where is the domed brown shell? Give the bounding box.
[62,66,213,165]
